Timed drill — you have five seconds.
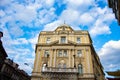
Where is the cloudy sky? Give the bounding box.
[0,0,120,77]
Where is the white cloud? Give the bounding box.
[79,13,95,25]
[60,9,80,25]
[99,40,120,56]
[89,22,111,36]
[98,40,120,70]
[35,0,55,8]
[42,0,115,37]
[9,26,24,37]
[0,10,5,17]
[0,0,11,7]
[38,7,57,25]
[11,38,29,45]
[66,0,95,10]
[28,34,38,50]
[18,62,33,75]
[43,20,63,31]
[11,3,37,24]
[45,0,55,7]
[89,7,114,37]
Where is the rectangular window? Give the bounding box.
[77,37,81,43]
[46,37,50,43]
[61,37,66,43]
[77,50,82,57]
[44,50,49,57]
[63,50,67,57]
[58,50,62,57]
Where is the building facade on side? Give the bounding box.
[0,58,31,80]
[106,70,120,80]
[31,24,105,80]
[0,31,8,71]
[107,0,120,25]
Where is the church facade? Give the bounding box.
[31,24,105,80]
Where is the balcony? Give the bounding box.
[41,67,95,79]
[41,67,78,73]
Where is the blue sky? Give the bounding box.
[0,0,120,77]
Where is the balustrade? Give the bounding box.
[42,67,78,73]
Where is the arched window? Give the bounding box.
[42,63,47,71]
[58,63,62,68]
[63,63,66,68]
[78,64,83,74]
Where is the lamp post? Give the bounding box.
[46,54,49,67]
[73,55,76,68]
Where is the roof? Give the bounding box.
[106,70,120,76]
[55,24,74,32]
[107,78,120,80]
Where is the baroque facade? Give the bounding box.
[31,24,105,80]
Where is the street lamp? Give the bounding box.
[46,54,49,67]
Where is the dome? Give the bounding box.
[55,24,74,32]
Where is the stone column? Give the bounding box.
[86,49,90,73]
[53,49,57,67]
[50,49,53,67]
[72,49,74,68]
[35,50,41,71]
[69,49,71,67]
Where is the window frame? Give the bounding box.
[58,50,62,57]
[77,37,81,43]
[44,50,49,57]
[46,37,50,43]
[63,50,67,57]
[77,50,82,57]
[61,36,66,43]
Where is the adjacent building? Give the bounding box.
[0,31,8,70]
[107,0,120,25]
[0,58,31,80]
[31,24,105,80]
[106,70,120,80]
[0,39,8,71]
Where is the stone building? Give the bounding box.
[107,0,120,25]
[0,58,31,80]
[0,31,8,70]
[31,24,105,80]
[0,31,8,79]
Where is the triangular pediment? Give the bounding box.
[67,40,77,45]
[49,40,59,45]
